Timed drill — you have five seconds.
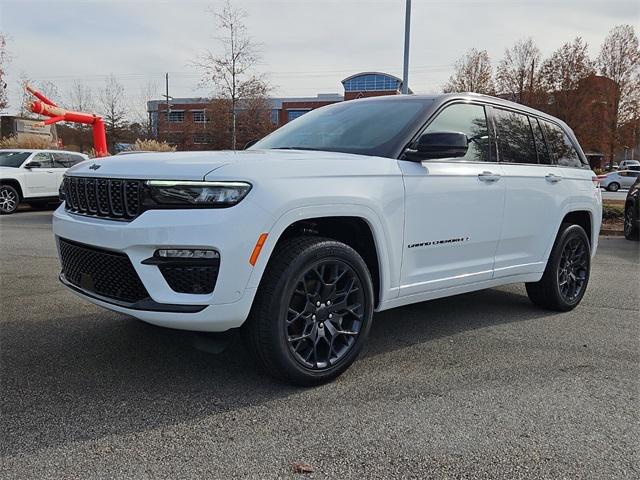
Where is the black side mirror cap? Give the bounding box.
[405,131,469,161]
[24,161,42,169]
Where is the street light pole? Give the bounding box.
[402,0,411,94]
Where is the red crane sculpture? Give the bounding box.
[27,85,109,157]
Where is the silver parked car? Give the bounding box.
[599,170,640,191]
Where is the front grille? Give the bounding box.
[59,238,149,303]
[159,263,220,294]
[64,177,143,221]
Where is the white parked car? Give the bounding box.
[599,170,640,191]
[0,149,89,214]
[53,94,602,385]
[618,159,640,170]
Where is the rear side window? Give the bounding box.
[53,153,84,168]
[531,118,551,164]
[494,109,537,164]
[423,103,491,162]
[32,152,55,168]
[541,121,583,168]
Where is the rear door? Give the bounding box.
[491,108,567,277]
[399,102,505,295]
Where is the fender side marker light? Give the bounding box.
[249,233,268,266]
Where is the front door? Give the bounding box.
[21,152,58,198]
[399,102,505,296]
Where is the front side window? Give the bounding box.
[541,120,583,168]
[422,103,491,162]
[32,152,54,168]
[494,109,537,164]
[0,151,31,168]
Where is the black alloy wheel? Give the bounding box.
[244,236,374,386]
[526,223,591,311]
[557,237,588,303]
[286,259,365,370]
[0,185,19,214]
[624,205,639,240]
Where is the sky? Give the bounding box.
[0,0,638,116]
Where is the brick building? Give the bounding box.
[147,72,408,150]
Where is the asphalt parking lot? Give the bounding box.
[1,210,638,479]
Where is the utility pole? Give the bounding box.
[529,59,535,105]
[402,0,411,94]
[162,73,173,141]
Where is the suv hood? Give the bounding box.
[66,151,238,180]
[65,149,376,180]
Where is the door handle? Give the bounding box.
[478,171,501,182]
[545,173,562,183]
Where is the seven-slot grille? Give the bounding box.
[59,238,149,304]
[64,176,143,220]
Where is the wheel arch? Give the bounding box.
[0,179,23,200]
[247,206,394,309]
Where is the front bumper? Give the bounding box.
[53,203,266,331]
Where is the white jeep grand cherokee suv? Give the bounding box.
[0,149,89,214]
[53,94,601,385]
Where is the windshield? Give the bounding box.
[0,152,31,168]
[251,98,433,157]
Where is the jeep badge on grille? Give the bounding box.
[89,164,101,170]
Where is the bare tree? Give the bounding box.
[17,73,35,118]
[134,81,159,139]
[98,74,128,153]
[194,0,269,149]
[539,37,596,128]
[597,24,640,160]
[0,33,8,113]
[66,80,94,151]
[443,49,494,94]
[496,38,541,105]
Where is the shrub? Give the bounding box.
[130,139,176,152]
[0,135,56,149]
[602,204,624,220]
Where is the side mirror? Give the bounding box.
[244,139,259,150]
[406,131,469,160]
[24,161,42,169]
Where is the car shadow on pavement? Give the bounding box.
[1,285,551,457]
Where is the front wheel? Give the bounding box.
[526,224,591,311]
[243,236,374,386]
[0,185,20,214]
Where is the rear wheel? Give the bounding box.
[0,185,19,214]
[243,236,374,386]
[607,182,620,192]
[526,223,591,311]
[624,204,639,240]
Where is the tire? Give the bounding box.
[526,223,591,312]
[0,185,20,214]
[624,204,639,241]
[607,182,620,192]
[243,236,374,386]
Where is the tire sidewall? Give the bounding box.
[608,182,619,192]
[267,241,374,383]
[549,225,591,309]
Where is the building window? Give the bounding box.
[193,110,207,123]
[165,132,184,144]
[343,73,401,92]
[287,109,310,122]
[192,132,213,144]
[165,111,184,123]
[271,109,280,124]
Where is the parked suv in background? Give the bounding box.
[53,94,601,385]
[0,149,89,214]
[624,178,639,241]
[618,159,640,170]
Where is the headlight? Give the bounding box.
[145,181,252,207]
